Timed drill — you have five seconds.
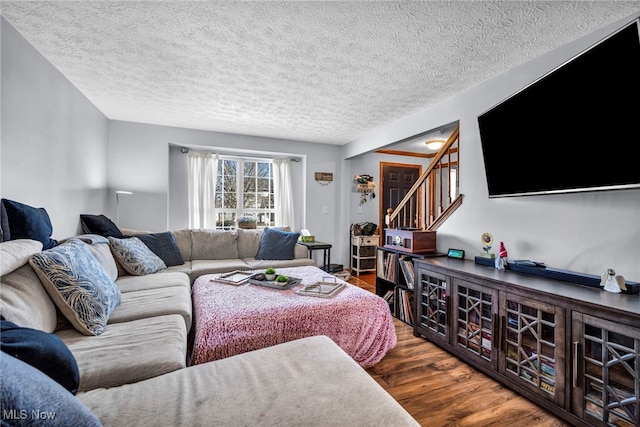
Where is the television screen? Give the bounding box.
[478,20,640,197]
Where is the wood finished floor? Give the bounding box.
[348,272,571,427]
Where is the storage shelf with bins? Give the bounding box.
[376,246,426,326]
[414,257,640,427]
[351,235,378,275]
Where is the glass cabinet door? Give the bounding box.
[572,312,639,427]
[453,279,498,368]
[416,269,449,343]
[499,293,565,406]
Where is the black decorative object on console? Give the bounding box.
[474,256,639,294]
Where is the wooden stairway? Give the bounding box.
[386,125,462,232]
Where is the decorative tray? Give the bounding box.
[294,279,345,298]
[210,270,257,286]
[248,275,302,290]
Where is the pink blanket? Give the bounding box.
[191,266,397,367]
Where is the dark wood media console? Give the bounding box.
[413,257,640,427]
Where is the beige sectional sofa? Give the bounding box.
[160,227,316,283]
[1,230,419,426]
[1,236,192,392]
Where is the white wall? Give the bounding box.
[3,13,638,281]
[344,13,640,281]
[0,18,110,239]
[108,120,346,267]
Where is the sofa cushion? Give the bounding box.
[191,229,238,260]
[0,352,102,426]
[29,239,122,336]
[77,335,420,427]
[1,262,60,334]
[171,229,192,261]
[134,231,184,267]
[80,214,123,238]
[1,240,59,333]
[109,286,192,331]
[108,237,167,276]
[236,228,263,259]
[0,238,43,276]
[1,318,80,394]
[115,271,190,293]
[255,227,301,260]
[57,314,187,392]
[1,198,58,249]
[243,257,316,270]
[163,262,193,280]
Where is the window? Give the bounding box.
[214,156,275,229]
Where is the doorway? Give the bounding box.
[379,162,422,243]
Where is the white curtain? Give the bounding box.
[187,151,218,229]
[273,158,295,230]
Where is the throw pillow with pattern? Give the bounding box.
[108,236,167,276]
[29,239,121,336]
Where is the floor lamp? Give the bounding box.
[115,190,133,226]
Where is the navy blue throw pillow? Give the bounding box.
[255,227,301,260]
[80,214,123,238]
[1,199,9,241]
[1,198,58,249]
[134,231,184,267]
[0,318,80,395]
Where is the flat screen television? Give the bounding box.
[478,19,640,197]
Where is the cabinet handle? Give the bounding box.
[445,295,451,327]
[492,313,499,350]
[573,341,579,388]
[498,315,505,352]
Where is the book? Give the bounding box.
[399,257,415,289]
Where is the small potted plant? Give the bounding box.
[236,216,257,229]
[264,268,276,281]
[275,275,289,283]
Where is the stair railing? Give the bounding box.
[386,126,462,231]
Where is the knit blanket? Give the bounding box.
[190,266,397,367]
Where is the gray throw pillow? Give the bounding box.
[0,352,102,426]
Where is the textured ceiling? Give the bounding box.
[2,1,639,145]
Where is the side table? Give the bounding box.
[297,241,332,271]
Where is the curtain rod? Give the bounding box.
[180,147,300,163]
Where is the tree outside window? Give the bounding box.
[214,157,274,229]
